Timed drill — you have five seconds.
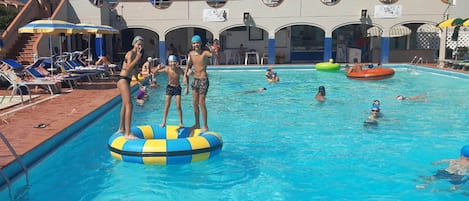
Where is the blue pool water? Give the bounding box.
[1,65,469,200]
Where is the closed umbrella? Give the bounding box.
[19,19,83,75]
[463,19,469,27]
[436,18,465,28]
[76,23,119,61]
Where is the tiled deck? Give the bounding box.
[0,64,467,169]
[0,78,121,168]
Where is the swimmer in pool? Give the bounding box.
[396,94,427,101]
[371,100,383,118]
[420,145,469,189]
[265,66,279,83]
[315,86,326,102]
[244,87,267,94]
[363,107,379,127]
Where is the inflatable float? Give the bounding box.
[108,125,223,165]
[346,67,395,80]
[131,73,145,81]
[315,59,340,71]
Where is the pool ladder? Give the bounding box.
[410,56,423,65]
[0,131,29,198]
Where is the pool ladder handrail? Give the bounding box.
[410,56,418,64]
[408,57,422,73]
[0,131,29,196]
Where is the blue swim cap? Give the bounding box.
[461,145,469,157]
[191,35,202,43]
[168,55,177,62]
[263,87,267,90]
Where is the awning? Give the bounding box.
[367,27,383,37]
[389,25,411,37]
[417,24,440,33]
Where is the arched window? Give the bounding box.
[320,0,341,6]
[150,0,172,9]
[262,0,283,7]
[89,0,104,8]
[207,0,227,8]
[109,0,119,9]
[379,0,398,4]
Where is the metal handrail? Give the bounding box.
[0,132,29,189]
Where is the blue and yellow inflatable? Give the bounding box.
[108,125,223,165]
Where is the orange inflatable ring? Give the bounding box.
[347,68,395,80]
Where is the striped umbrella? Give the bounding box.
[76,23,119,35]
[463,19,469,27]
[19,19,83,35]
[18,19,83,76]
[76,23,119,60]
[436,18,465,28]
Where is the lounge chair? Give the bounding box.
[26,59,82,89]
[55,61,97,83]
[0,60,32,104]
[1,59,61,95]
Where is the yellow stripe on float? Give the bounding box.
[166,125,179,139]
[142,139,167,153]
[191,152,210,162]
[142,156,167,165]
[141,140,168,164]
[110,152,123,160]
[190,129,201,137]
[187,137,210,150]
[111,136,127,149]
[138,125,154,139]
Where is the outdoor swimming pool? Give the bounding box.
[1,65,469,200]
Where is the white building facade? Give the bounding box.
[58,0,468,64]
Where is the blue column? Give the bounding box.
[323,37,332,62]
[159,41,166,64]
[268,38,275,64]
[380,37,390,63]
[95,34,103,57]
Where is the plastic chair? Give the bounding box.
[261,53,268,65]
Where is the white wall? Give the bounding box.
[62,0,454,63]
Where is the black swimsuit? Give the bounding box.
[119,75,131,85]
[118,51,138,85]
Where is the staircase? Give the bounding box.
[1,0,60,66]
[5,33,38,65]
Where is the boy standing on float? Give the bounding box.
[184,35,213,132]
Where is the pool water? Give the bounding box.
[1,66,469,201]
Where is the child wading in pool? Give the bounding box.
[156,55,185,128]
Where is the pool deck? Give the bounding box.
[0,78,121,169]
[0,64,467,169]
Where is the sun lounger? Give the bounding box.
[55,61,98,83]
[26,59,82,89]
[1,59,61,95]
[0,71,31,104]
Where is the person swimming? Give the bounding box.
[396,94,427,101]
[244,87,267,94]
[426,145,469,186]
[315,86,326,102]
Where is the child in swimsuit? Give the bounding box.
[157,55,185,128]
[116,36,144,139]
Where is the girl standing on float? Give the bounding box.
[116,36,143,139]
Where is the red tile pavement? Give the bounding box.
[0,79,121,168]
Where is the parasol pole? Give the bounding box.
[88,33,92,64]
[438,2,452,67]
